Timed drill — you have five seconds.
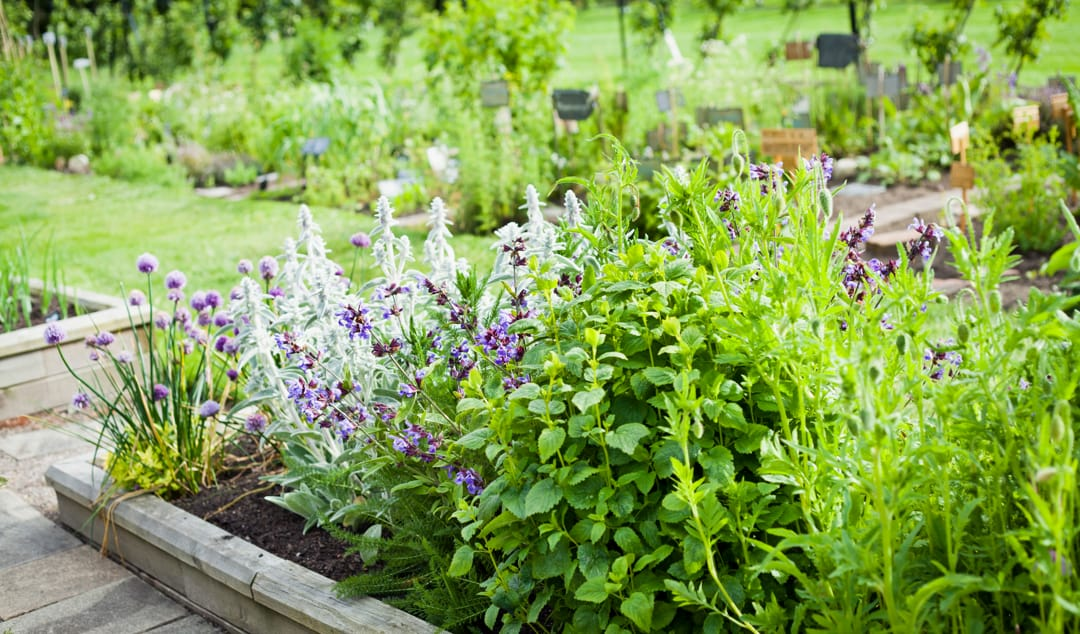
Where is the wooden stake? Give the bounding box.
[84,27,97,79]
[43,33,62,100]
[58,35,70,89]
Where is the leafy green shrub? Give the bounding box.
[95,146,189,188]
[973,132,1069,253]
[284,18,340,83]
[0,61,57,166]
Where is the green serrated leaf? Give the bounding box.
[457,397,487,413]
[538,428,566,462]
[606,423,650,456]
[456,427,493,450]
[572,387,606,412]
[620,592,655,631]
[524,479,563,517]
[510,383,542,401]
[448,544,474,577]
[642,366,676,386]
[574,576,611,603]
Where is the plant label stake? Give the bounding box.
[480,80,509,109]
[696,106,744,128]
[84,26,97,78]
[1051,93,1075,154]
[1012,104,1040,136]
[42,32,62,100]
[785,40,812,61]
[761,128,819,172]
[949,121,974,229]
[58,35,70,90]
[656,89,684,157]
[74,58,92,99]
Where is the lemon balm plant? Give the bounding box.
[44,253,247,498]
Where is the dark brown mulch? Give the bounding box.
[172,445,369,583]
[2,293,82,331]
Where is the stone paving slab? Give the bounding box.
[143,615,225,633]
[0,576,189,633]
[0,425,103,461]
[0,545,130,619]
[0,490,81,569]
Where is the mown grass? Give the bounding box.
[0,166,496,296]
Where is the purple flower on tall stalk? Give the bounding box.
[165,270,187,290]
[245,412,267,433]
[198,311,212,327]
[93,331,115,347]
[43,323,66,345]
[152,384,169,401]
[715,187,740,213]
[907,218,944,262]
[749,162,783,195]
[71,392,91,409]
[190,291,208,312]
[804,152,834,181]
[153,311,170,330]
[259,256,278,281]
[129,290,146,306]
[350,232,372,248]
[198,400,221,418]
[136,253,159,274]
[174,307,191,325]
[268,286,284,299]
[117,351,134,364]
[166,289,185,303]
[213,314,233,328]
[237,259,253,275]
[226,368,239,381]
[230,286,243,301]
[204,290,222,309]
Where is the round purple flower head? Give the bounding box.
[226,368,239,381]
[136,253,159,274]
[94,331,116,347]
[153,311,170,330]
[190,291,208,312]
[259,256,278,281]
[166,289,185,303]
[117,350,134,364]
[245,412,268,433]
[165,270,187,290]
[204,290,222,310]
[71,391,91,410]
[129,290,146,306]
[351,232,372,248]
[152,384,170,401]
[237,259,253,275]
[213,313,232,328]
[198,400,221,418]
[43,323,66,345]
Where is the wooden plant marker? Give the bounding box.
[761,128,819,172]
[949,121,974,230]
[1012,104,1040,136]
[84,26,97,78]
[785,40,812,61]
[1051,93,1075,154]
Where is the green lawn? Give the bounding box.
[0,166,495,296]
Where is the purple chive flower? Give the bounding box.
[165,270,187,290]
[204,290,222,309]
[268,286,284,299]
[182,340,195,355]
[213,314,233,328]
[174,307,191,325]
[190,291,208,312]
[226,368,239,381]
[214,336,229,353]
[245,412,268,433]
[94,331,116,347]
[152,384,170,401]
[166,288,185,303]
[43,323,66,345]
[136,253,159,274]
[153,311,170,329]
[129,290,146,306]
[71,391,91,409]
[237,259,253,275]
[351,232,372,248]
[259,256,278,281]
[88,350,99,361]
[196,311,211,327]
[117,350,134,364]
[230,286,243,301]
[198,400,221,418]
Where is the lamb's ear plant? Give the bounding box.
[45,253,246,498]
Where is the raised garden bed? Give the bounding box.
[0,281,148,420]
[45,457,438,634]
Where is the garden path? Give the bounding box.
[0,417,227,633]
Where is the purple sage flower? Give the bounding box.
[165,270,187,290]
[71,391,91,409]
[237,259,253,275]
[198,400,221,418]
[43,323,66,345]
[715,187,740,213]
[136,253,159,274]
[350,232,372,248]
[259,256,278,281]
[152,384,170,401]
[245,412,268,433]
[129,290,146,306]
[804,152,834,181]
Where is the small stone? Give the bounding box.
[833,157,859,179]
[68,154,91,174]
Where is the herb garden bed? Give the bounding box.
[0,281,147,420]
[45,457,438,634]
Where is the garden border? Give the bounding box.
[45,457,439,634]
[0,280,149,420]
